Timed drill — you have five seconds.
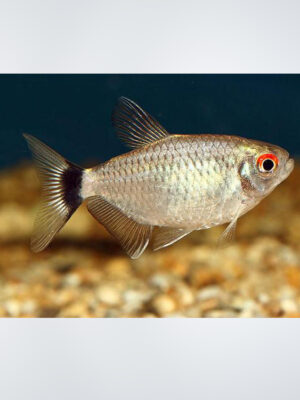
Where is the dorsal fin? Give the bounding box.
[87,196,153,259]
[112,97,169,149]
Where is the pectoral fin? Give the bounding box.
[87,196,152,259]
[218,218,237,247]
[218,204,244,247]
[153,227,192,251]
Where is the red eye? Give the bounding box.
[257,153,278,173]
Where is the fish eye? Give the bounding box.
[257,153,278,173]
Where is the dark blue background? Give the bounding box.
[0,74,299,168]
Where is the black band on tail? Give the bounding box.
[63,162,83,216]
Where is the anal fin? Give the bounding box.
[153,227,192,251]
[87,196,152,259]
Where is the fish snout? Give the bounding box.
[284,157,294,179]
[286,157,294,172]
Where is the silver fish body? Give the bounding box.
[82,134,293,229]
[24,97,294,258]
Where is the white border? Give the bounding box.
[0,0,300,73]
[0,320,299,399]
[0,1,300,399]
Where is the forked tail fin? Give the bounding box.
[23,134,83,252]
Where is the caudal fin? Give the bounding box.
[23,134,83,252]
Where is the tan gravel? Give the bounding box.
[0,163,299,318]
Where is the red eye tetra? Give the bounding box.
[257,153,279,173]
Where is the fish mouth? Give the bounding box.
[283,158,294,179]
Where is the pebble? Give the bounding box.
[142,313,157,318]
[149,273,173,291]
[174,284,194,307]
[184,305,202,318]
[197,285,226,301]
[122,289,152,313]
[238,300,265,318]
[53,289,77,306]
[4,299,21,317]
[257,293,270,304]
[63,272,81,287]
[151,294,177,315]
[205,309,238,318]
[199,298,220,313]
[21,299,37,314]
[97,285,122,306]
[280,299,298,314]
[58,302,89,318]
[189,267,224,288]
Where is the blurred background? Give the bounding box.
[0,74,299,317]
[1,74,300,167]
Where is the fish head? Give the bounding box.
[238,139,294,199]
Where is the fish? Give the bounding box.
[23,97,294,258]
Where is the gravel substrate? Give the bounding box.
[0,163,299,318]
